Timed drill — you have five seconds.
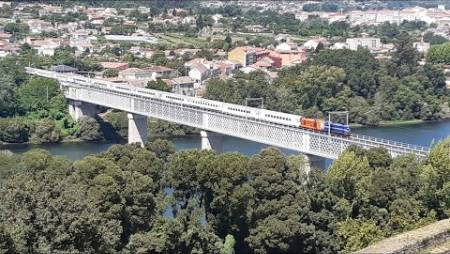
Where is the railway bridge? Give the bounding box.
[26,67,430,164]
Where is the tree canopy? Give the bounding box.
[1,138,450,253]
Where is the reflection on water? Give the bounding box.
[352,120,450,147]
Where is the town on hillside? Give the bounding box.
[1,0,450,98]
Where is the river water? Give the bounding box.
[2,120,450,161]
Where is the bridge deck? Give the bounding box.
[25,67,430,160]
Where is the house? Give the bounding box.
[27,20,54,34]
[331,42,349,50]
[414,41,431,53]
[168,76,195,96]
[189,63,209,82]
[269,50,306,67]
[36,44,59,56]
[102,8,118,18]
[57,22,78,33]
[141,48,154,59]
[274,34,291,42]
[303,38,329,51]
[91,19,105,26]
[275,42,298,52]
[144,66,177,80]
[346,37,381,51]
[216,60,240,76]
[119,68,154,81]
[100,62,129,71]
[228,46,269,67]
[138,6,150,14]
[184,58,209,69]
[245,25,266,33]
[30,38,63,56]
[182,16,196,25]
[251,56,276,70]
[38,5,63,15]
[0,43,19,57]
[70,40,94,53]
[186,58,238,79]
[0,2,11,8]
[0,32,11,41]
[211,14,223,24]
[70,30,95,53]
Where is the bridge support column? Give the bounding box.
[68,100,97,121]
[305,154,327,170]
[201,130,223,153]
[128,113,148,147]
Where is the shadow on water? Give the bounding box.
[4,119,450,163]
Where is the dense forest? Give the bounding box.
[0,138,449,253]
[205,36,449,125]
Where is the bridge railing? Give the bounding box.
[352,133,430,154]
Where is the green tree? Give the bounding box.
[28,119,61,144]
[147,79,171,92]
[0,118,29,143]
[337,218,386,253]
[427,42,450,64]
[17,78,60,113]
[0,75,17,117]
[423,31,448,45]
[221,234,236,254]
[246,148,333,254]
[75,117,103,141]
[327,151,371,200]
[4,22,29,36]
[103,69,119,78]
[104,111,128,138]
[420,139,450,218]
[0,225,16,254]
[145,138,176,162]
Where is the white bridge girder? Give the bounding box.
[26,67,430,160]
[59,81,428,160]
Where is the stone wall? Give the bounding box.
[354,219,450,254]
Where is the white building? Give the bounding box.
[27,20,54,34]
[169,76,195,96]
[346,37,381,51]
[275,42,298,52]
[189,63,209,82]
[119,68,154,81]
[413,41,431,53]
[36,43,59,56]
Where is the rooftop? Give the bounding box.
[144,66,175,73]
[100,62,129,69]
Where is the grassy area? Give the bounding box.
[378,119,425,126]
[156,34,209,48]
[351,119,426,129]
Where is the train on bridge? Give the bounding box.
[28,68,351,136]
[25,67,431,159]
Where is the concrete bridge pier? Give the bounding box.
[128,113,148,147]
[68,100,97,121]
[305,154,328,170]
[201,130,224,153]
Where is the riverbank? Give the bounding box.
[350,118,449,128]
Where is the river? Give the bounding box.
[2,120,450,161]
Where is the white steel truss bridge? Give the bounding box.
[26,67,430,160]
